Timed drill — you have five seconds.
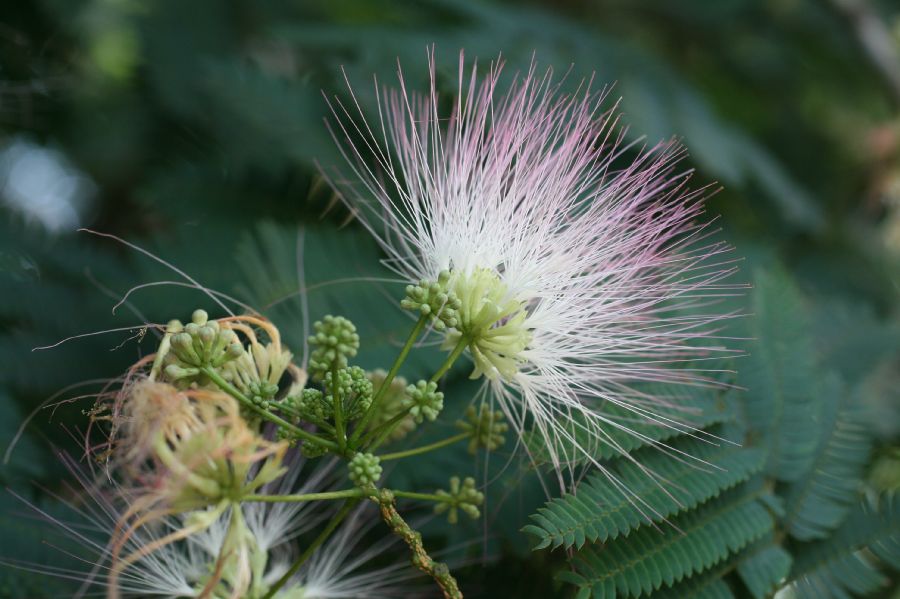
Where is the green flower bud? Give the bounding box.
[348,452,382,489]
[325,366,373,420]
[163,310,245,385]
[246,381,279,408]
[400,270,462,331]
[457,405,508,453]
[164,364,200,381]
[300,438,330,458]
[434,476,483,524]
[225,341,244,360]
[291,366,374,426]
[198,324,216,347]
[171,332,200,363]
[404,380,444,423]
[295,388,328,422]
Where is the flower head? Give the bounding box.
[3,456,427,599]
[325,51,739,492]
[116,379,288,511]
[156,310,294,405]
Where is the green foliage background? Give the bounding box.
[0,0,898,597]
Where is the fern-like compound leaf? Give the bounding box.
[786,497,899,599]
[736,543,792,598]
[740,267,821,482]
[524,427,765,550]
[562,486,776,597]
[782,374,872,541]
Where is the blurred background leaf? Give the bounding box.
[1,0,898,596]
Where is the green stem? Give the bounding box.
[200,366,338,451]
[393,490,455,503]
[277,402,336,432]
[332,364,346,453]
[261,499,359,599]
[364,334,469,451]
[351,314,428,444]
[430,336,469,383]
[310,418,336,435]
[278,403,335,434]
[243,488,364,503]
[148,328,175,381]
[360,407,413,448]
[378,432,470,461]
[365,336,470,451]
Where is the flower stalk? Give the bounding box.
[430,335,469,384]
[243,489,365,503]
[373,489,463,599]
[332,363,347,453]
[351,313,429,443]
[199,365,338,451]
[378,432,470,461]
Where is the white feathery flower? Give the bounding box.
[1,454,423,598]
[324,51,742,497]
[274,505,432,599]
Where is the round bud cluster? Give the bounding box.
[457,404,509,453]
[434,476,484,524]
[294,388,329,422]
[164,309,244,385]
[300,438,330,458]
[308,316,360,381]
[348,452,382,489]
[404,380,444,423]
[401,271,462,332]
[325,366,374,420]
[247,380,279,408]
[291,367,374,426]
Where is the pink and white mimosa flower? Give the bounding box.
[324,51,741,497]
